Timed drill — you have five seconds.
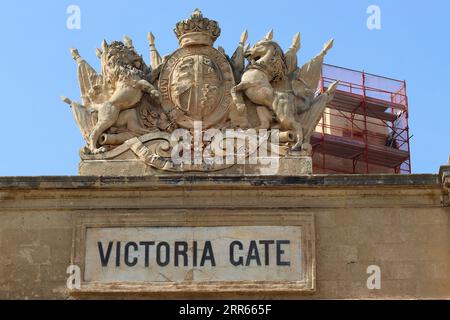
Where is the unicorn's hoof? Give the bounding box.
[302,143,312,154]
[291,142,302,151]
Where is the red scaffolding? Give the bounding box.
[313,64,411,174]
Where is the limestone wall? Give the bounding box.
[0,175,448,299]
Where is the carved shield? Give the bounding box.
[159,46,235,129]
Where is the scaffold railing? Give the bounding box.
[313,64,411,174]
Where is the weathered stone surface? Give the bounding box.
[84,226,305,283]
[0,173,448,299]
[79,155,312,176]
[72,212,315,295]
[0,173,440,190]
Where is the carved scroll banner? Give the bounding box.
[72,212,316,295]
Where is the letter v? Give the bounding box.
[98,241,113,267]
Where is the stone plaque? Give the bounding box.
[85,226,302,283]
[72,212,315,295]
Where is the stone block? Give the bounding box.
[79,155,313,177]
[359,210,400,227]
[0,229,39,249]
[318,244,358,262]
[381,262,418,280]
[315,212,337,228]
[16,245,51,265]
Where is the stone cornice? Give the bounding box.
[0,174,440,190]
[0,174,446,210]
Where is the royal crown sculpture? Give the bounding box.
[62,9,338,175]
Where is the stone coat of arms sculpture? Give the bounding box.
[62,9,338,175]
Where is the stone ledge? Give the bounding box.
[0,174,440,190]
[69,282,316,298]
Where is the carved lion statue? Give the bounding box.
[63,39,162,154]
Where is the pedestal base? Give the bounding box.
[78,155,313,176]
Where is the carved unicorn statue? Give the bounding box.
[231,31,338,153]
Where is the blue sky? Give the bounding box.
[0,0,448,175]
